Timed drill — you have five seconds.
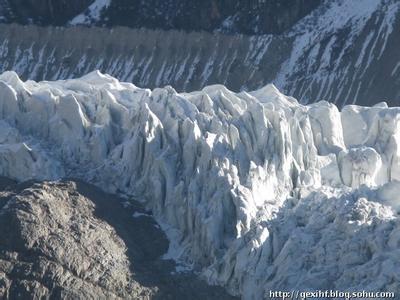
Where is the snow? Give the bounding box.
[275,0,400,105]
[132,212,150,218]
[70,0,111,25]
[1,70,400,298]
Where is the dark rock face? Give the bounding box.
[101,0,321,34]
[4,0,93,25]
[0,179,237,299]
[0,0,321,34]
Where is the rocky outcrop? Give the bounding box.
[0,180,149,299]
[0,178,236,299]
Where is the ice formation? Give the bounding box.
[0,71,399,298]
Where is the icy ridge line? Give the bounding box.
[0,71,400,299]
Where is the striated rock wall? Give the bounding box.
[0,24,285,93]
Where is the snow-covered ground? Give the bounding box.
[0,71,399,298]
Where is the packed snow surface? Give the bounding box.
[0,71,400,298]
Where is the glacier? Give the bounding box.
[0,71,400,298]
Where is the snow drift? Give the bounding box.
[0,71,399,298]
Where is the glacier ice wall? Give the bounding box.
[0,0,399,106]
[1,71,400,298]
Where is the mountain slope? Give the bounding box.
[71,0,321,35]
[0,71,400,298]
[0,0,320,35]
[0,0,399,106]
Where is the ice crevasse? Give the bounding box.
[0,70,400,299]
